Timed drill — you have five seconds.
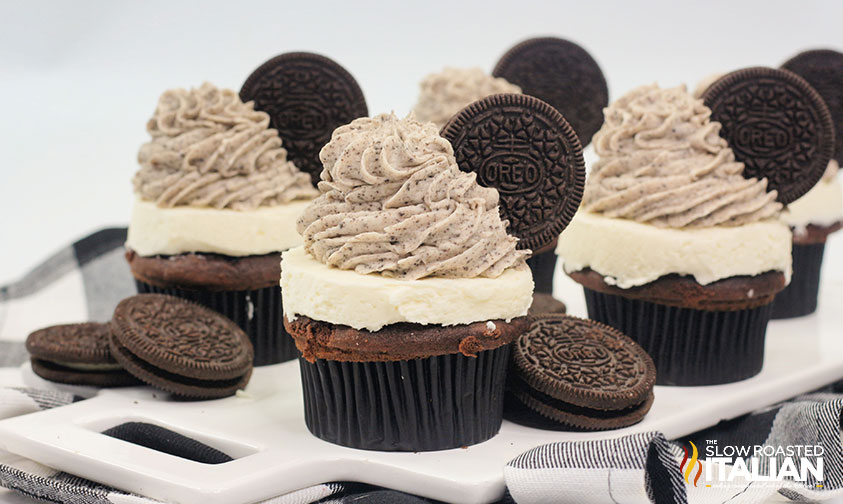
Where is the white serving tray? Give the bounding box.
[0,269,842,504]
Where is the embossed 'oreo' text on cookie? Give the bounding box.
[734,118,792,158]
[506,314,656,430]
[479,152,543,194]
[522,316,648,394]
[275,102,329,139]
[553,343,612,367]
[240,52,368,185]
[702,67,834,204]
[441,94,585,254]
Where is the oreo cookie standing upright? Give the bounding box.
[26,322,139,387]
[782,50,843,164]
[441,93,586,255]
[487,37,606,295]
[773,51,843,318]
[493,37,609,147]
[702,67,834,204]
[241,52,369,185]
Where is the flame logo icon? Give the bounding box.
[679,441,703,487]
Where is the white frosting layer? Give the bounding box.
[127,197,309,256]
[781,176,843,229]
[281,247,533,331]
[56,362,123,371]
[556,211,792,288]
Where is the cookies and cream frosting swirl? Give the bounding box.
[584,84,782,228]
[413,67,522,128]
[134,83,317,210]
[296,113,530,280]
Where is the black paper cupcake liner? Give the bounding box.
[298,345,512,452]
[771,242,826,319]
[134,280,295,366]
[583,288,773,386]
[527,249,557,294]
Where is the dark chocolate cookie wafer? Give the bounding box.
[702,67,834,204]
[782,49,843,164]
[493,37,609,146]
[240,52,368,185]
[110,294,253,399]
[441,94,585,254]
[26,322,139,387]
[508,314,656,430]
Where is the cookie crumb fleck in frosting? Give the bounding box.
[297,113,530,280]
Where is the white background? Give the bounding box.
[2,0,843,284]
[1,1,842,502]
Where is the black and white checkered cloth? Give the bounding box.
[1,228,842,503]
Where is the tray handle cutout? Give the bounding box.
[103,422,234,465]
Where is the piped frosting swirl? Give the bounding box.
[413,67,522,128]
[296,113,530,280]
[584,84,782,228]
[134,83,317,210]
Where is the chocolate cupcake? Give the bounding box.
[556,84,793,386]
[283,113,535,451]
[774,160,843,318]
[773,50,843,318]
[125,83,318,365]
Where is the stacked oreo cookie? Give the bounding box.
[27,323,140,388]
[26,294,254,400]
[506,315,656,431]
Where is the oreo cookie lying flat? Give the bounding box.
[441,93,585,254]
[702,67,834,204]
[508,314,656,430]
[493,37,608,146]
[240,52,368,185]
[782,49,843,164]
[110,294,253,399]
[26,322,139,387]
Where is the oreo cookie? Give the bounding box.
[507,314,656,430]
[782,49,843,164]
[240,52,368,185]
[441,93,585,254]
[702,67,835,204]
[110,294,253,399]
[493,37,609,146]
[26,323,139,387]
